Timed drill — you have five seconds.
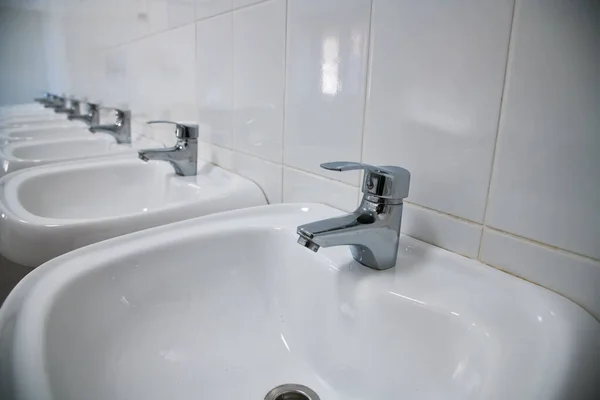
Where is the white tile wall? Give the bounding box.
[364,0,514,222]
[485,0,600,260]
[196,11,233,147]
[233,0,286,162]
[39,0,600,319]
[283,0,371,185]
[195,0,232,20]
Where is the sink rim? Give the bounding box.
[0,156,267,267]
[0,126,91,142]
[0,134,118,162]
[0,157,228,224]
[1,203,598,400]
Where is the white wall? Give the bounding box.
[0,5,50,105]
[55,0,600,318]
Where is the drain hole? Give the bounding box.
[274,393,308,400]
[265,384,320,400]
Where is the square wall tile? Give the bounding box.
[234,152,283,203]
[485,0,600,260]
[104,46,131,108]
[283,0,371,186]
[129,23,197,123]
[234,0,268,8]
[196,13,233,148]
[402,203,482,259]
[283,167,359,213]
[480,229,600,320]
[233,0,286,162]
[363,0,514,222]
[165,0,197,28]
[196,0,233,19]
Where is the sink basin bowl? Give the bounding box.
[0,157,267,267]
[0,118,85,131]
[0,114,70,127]
[0,126,93,146]
[0,135,153,177]
[0,204,598,400]
[0,104,56,119]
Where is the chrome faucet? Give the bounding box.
[54,98,79,115]
[138,120,198,176]
[89,108,131,144]
[67,102,99,126]
[297,162,410,270]
[40,94,65,109]
[34,92,57,106]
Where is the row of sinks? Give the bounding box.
[0,102,267,267]
[0,102,598,400]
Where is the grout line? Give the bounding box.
[404,200,483,226]
[195,0,273,24]
[232,0,273,12]
[229,4,235,156]
[109,18,198,51]
[214,145,282,167]
[106,0,268,53]
[357,0,375,169]
[193,17,199,145]
[477,0,518,258]
[280,0,289,203]
[484,226,600,263]
[195,7,237,23]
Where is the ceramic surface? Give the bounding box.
[0,204,597,400]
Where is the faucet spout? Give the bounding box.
[296,161,410,270]
[138,141,197,176]
[138,120,199,176]
[88,108,131,144]
[89,124,115,133]
[297,201,403,270]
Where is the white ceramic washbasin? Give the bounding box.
[0,156,267,267]
[0,113,71,127]
[0,135,159,177]
[0,204,598,400]
[0,126,93,146]
[0,104,54,119]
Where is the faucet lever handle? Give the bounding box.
[147,120,199,140]
[321,161,410,202]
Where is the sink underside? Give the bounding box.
[1,204,598,400]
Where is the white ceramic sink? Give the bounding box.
[0,104,55,119]
[0,126,93,146]
[0,204,598,400]
[0,157,266,267]
[0,113,70,127]
[0,118,85,131]
[0,135,157,177]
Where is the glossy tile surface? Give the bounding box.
[165,0,196,28]
[129,24,197,122]
[195,0,232,19]
[234,152,283,203]
[402,204,483,259]
[485,0,600,260]
[196,13,233,147]
[363,0,514,221]
[233,0,286,162]
[233,0,267,8]
[283,167,359,213]
[283,0,371,185]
